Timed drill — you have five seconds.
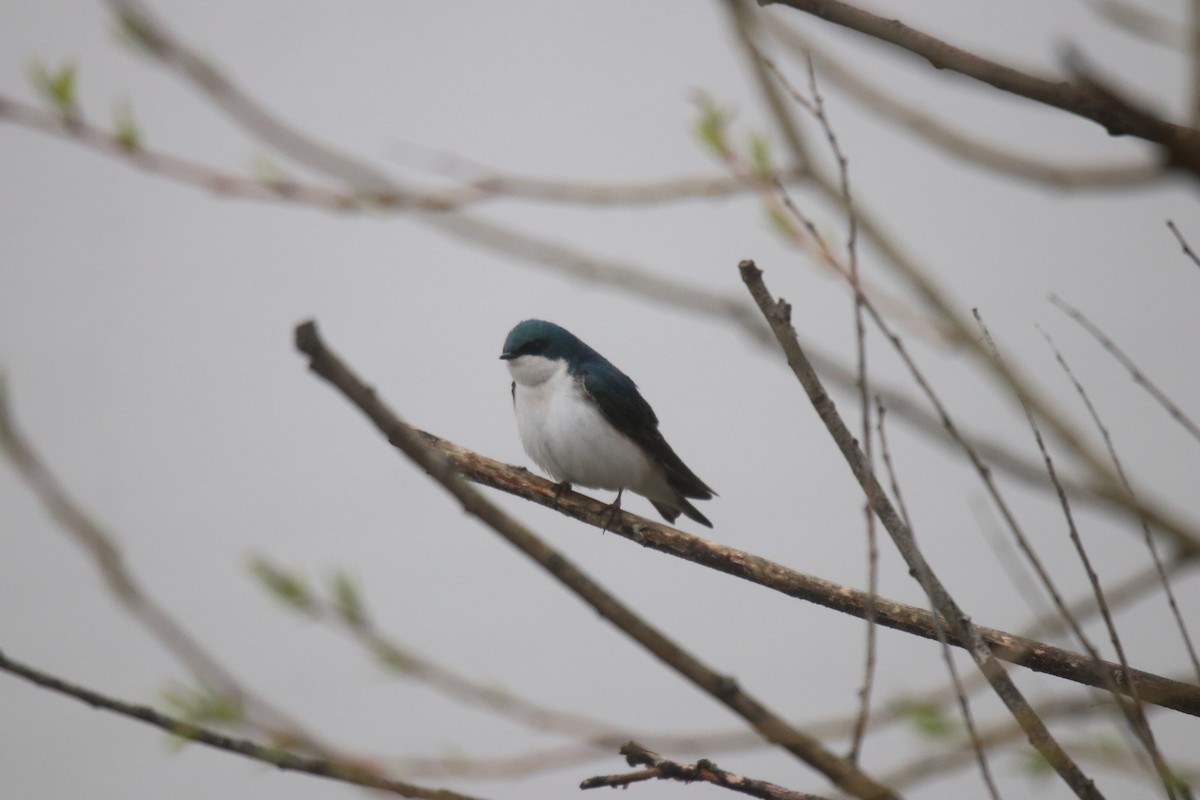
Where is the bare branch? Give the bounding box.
[875,400,1000,798]
[294,320,901,800]
[1042,331,1200,684]
[581,741,828,800]
[386,141,810,206]
[0,379,327,752]
[1167,220,1200,270]
[1087,0,1191,50]
[726,7,1200,559]
[767,21,1162,189]
[252,559,641,744]
[1051,295,1200,444]
[879,698,1111,790]
[1192,0,1200,124]
[762,0,1200,177]
[286,321,1200,716]
[975,313,1180,799]
[2,84,1157,524]
[739,260,1103,799]
[0,648,486,800]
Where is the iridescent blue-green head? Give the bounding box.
[500,319,594,365]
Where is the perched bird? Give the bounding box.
[500,319,715,527]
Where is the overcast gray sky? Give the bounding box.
[2,2,1199,799]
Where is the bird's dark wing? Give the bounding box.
[576,360,714,500]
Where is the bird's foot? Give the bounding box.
[551,481,572,510]
[601,489,624,533]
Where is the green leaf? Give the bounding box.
[251,153,286,185]
[332,570,365,627]
[249,557,313,613]
[29,59,79,119]
[693,94,733,157]
[765,207,795,240]
[162,685,243,727]
[375,643,415,673]
[898,699,954,738]
[1164,765,1194,795]
[748,132,773,180]
[1017,748,1055,780]
[113,101,141,153]
[113,11,159,53]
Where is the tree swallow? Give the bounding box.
[500,319,715,527]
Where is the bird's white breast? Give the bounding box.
[507,355,662,495]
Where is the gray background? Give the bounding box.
[2,1,1198,798]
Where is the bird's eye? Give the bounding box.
[523,338,545,354]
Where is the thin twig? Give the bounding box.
[0,379,328,753]
[385,140,810,206]
[878,698,1115,790]
[768,20,1161,189]
[1192,0,1200,125]
[1166,220,1200,269]
[875,399,1000,799]
[294,320,901,800]
[252,559,643,744]
[0,648,483,800]
[1051,295,1200,444]
[790,52,879,767]
[1041,330,1200,684]
[974,311,1179,799]
[581,741,828,800]
[739,260,1103,800]
[1087,0,1191,49]
[2,108,1160,528]
[729,6,1200,559]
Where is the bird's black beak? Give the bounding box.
[499,351,515,361]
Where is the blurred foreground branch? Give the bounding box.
[762,0,1200,177]
[0,649,482,800]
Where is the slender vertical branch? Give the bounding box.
[1051,295,1200,443]
[975,313,1180,799]
[1166,220,1200,269]
[740,260,1104,800]
[875,400,1000,798]
[1042,331,1200,684]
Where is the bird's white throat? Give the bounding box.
[506,353,561,387]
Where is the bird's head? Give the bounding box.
[500,319,589,385]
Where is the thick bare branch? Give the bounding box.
[767,22,1162,189]
[294,320,901,800]
[283,327,1200,717]
[762,0,1200,177]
